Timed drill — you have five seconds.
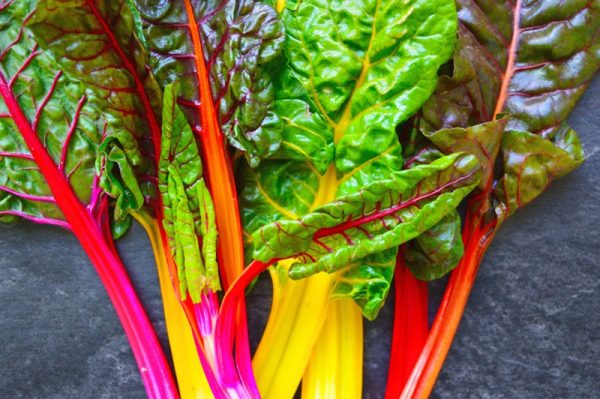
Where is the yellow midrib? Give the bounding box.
[255,4,380,398]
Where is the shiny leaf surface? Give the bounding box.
[132,0,285,163]
[0,1,106,228]
[404,211,464,281]
[252,153,481,279]
[241,0,458,316]
[27,0,164,221]
[159,84,220,302]
[420,0,598,219]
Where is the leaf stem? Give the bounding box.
[399,203,497,399]
[302,299,363,399]
[135,213,214,399]
[385,249,428,399]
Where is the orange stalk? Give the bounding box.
[400,204,497,398]
[183,0,245,288]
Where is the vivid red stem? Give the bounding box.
[0,72,178,399]
[385,249,429,399]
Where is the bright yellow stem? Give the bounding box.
[253,260,334,399]
[302,300,363,399]
[134,213,214,399]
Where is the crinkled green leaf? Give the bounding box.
[239,0,458,316]
[26,0,164,224]
[97,137,144,221]
[253,153,481,279]
[0,1,108,228]
[423,0,599,136]
[404,211,463,281]
[267,65,335,174]
[159,84,220,301]
[131,0,285,164]
[399,137,467,281]
[280,0,457,194]
[423,118,508,190]
[332,249,396,321]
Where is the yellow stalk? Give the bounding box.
[253,259,334,398]
[133,213,214,399]
[302,299,363,399]
[276,0,285,12]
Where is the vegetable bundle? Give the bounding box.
[0,0,597,398]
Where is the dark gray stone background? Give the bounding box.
[1,77,598,398]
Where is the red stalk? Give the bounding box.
[397,2,523,390]
[385,249,429,399]
[0,72,179,399]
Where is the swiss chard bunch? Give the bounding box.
[1,0,598,398]
[0,1,177,397]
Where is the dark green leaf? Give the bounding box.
[0,1,107,227]
[132,0,285,164]
[404,211,464,281]
[420,0,598,220]
[494,127,584,220]
[27,0,164,221]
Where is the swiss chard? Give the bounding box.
[0,1,178,397]
[235,0,460,396]
[399,0,598,397]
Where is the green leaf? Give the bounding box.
[241,0,458,316]
[280,0,457,193]
[131,0,285,164]
[0,1,106,228]
[423,0,599,136]
[159,84,220,301]
[269,69,335,174]
[26,0,164,223]
[97,137,145,221]
[332,249,396,320]
[404,211,464,281]
[252,153,481,278]
[419,0,598,222]
[423,118,508,190]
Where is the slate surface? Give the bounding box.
[0,78,598,398]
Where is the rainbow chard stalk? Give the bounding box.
[0,2,177,398]
[400,0,599,396]
[126,3,285,395]
[219,152,482,395]
[153,83,259,397]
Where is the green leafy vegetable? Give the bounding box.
[159,84,220,301]
[242,0,459,317]
[420,0,597,219]
[26,0,164,226]
[0,2,178,397]
[396,2,599,396]
[404,211,464,281]
[252,153,481,279]
[132,0,285,163]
